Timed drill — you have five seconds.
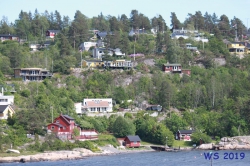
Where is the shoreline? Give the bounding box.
[2,145,249,163]
[0,147,155,163]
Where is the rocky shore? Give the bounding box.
[0,146,154,163]
[196,136,250,150]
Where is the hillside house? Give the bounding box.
[82,60,104,68]
[47,114,98,140]
[46,30,60,39]
[0,34,19,42]
[79,42,97,51]
[146,105,162,111]
[0,105,15,120]
[82,98,113,113]
[129,28,147,36]
[228,42,250,54]
[103,59,133,69]
[162,64,191,76]
[162,63,182,73]
[0,87,14,105]
[14,68,53,81]
[176,130,195,141]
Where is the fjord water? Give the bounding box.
[2,150,250,166]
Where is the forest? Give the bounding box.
[0,9,250,152]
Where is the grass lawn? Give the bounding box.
[172,140,193,147]
[140,141,161,146]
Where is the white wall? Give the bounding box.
[83,98,113,112]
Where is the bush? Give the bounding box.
[191,131,212,145]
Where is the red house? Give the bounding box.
[47,114,81,140]
[124,135,141,148]
[162,63,191,76]
[47,114,98,140]
[46,30,60,38]
[162,63,182,73]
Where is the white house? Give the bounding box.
[74,103,82,114]
[0,88,14,105]
[79,42,97,51]
[92,48,112,59]
[112,48,125,56]
[82,98,113,112]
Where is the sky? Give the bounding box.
[1,0,250,29]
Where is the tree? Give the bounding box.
[119,14,130,32]
[191,131,212,145]
[112,116,135,137]
[69,10,89,49]
[170,12,182,30]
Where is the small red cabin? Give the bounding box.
[124,135,141,148]
[162,63,182,73]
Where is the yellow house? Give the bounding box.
[228,42,250,54]
[82,60,104,68]
[0,105,15,120]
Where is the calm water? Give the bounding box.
[2,150,250,166]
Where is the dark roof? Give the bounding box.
[51,123,64,128]
[0,105,8,113]
[163,63,181,66]
[231,42,250,48]
[63,115,74,120]
[96,31,113,38]
[178,130,195,134]
[0,34,19,37]
[47,30,60,33]
[126,135,141,142]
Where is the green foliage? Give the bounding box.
[191,131,212,145]
[135,112,174,146]
[112,116,135,137]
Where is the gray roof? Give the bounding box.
[163,63,181,66]
[47,30,60,33]
[52,123,64,128]
[126,135,141,142]
[0,34,19,37]
[178,130,195,134]
[63,115,74,120]
[0,105,8,113]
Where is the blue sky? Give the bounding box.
[1,0,250,28]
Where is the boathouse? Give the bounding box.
[124,135,141,148]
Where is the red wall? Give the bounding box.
[124,138,141,147]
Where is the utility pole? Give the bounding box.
[246,18,250,32]
[73,28,75,50]
[45,52,47,69]
[51,106,53,123]
[80,50,82,69]
[235,24,238,41]
[52,60,54,73]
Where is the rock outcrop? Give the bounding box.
[197,136,250,150]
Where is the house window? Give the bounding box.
[91,108,95,111]
[133,141,137,144]
[51,126,54,130]
[56,120,59,123]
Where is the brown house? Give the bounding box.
[14,68,53,81]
